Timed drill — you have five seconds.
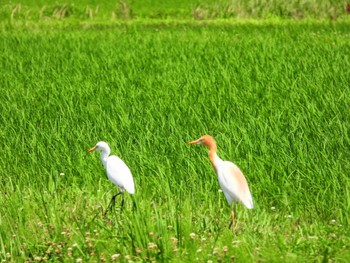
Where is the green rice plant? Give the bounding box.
[0,0,349,22]
[0,20,349,262]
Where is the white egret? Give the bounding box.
[188,135,253,231]
[88,141,135,215]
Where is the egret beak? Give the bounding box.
[87,145,97,153]
[188,138,202,145]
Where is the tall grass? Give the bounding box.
[0,21,350,261]
[1,0,349,22]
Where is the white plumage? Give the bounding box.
[216,159,253,209]
[106,155,135,194]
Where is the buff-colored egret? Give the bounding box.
[88,141,135,215]
[188,135,253,231]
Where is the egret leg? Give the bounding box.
[120,191,125,207]
[228,203,237,231]
[104,192,122,216]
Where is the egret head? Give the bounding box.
[87,141,110,153]
[188,135,216,149]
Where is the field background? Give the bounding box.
[0,0,349,23]
[1,0,350,262]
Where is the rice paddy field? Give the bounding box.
[1,1,350,262]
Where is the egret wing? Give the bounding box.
[217,161,253,209]
[106,155,135,194]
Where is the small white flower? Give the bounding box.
[218,189,223,192]
[60,173,65,176]
[148,242,157,249]
[271,206,276,210]
[331,219,336,224]
[111,254,120,261]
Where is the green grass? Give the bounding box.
[1,11,350,263]
[1,0,349,21]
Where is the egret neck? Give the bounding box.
[206,138,222,172]
[100,147,111,168]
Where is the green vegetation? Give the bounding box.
[1,0,349,22]
[1,1,350,262]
